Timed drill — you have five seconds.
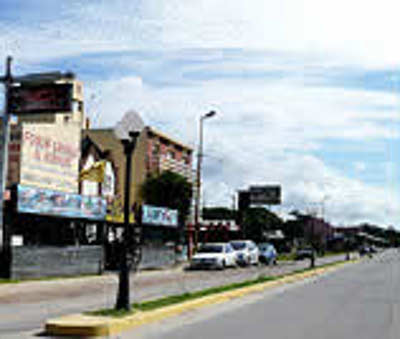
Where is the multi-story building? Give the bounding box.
[14,72,85,127]
[83,125,193,209]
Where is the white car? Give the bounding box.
[190,243,237,270]
[230,240,259,266]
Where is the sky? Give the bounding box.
[1,0,400,228]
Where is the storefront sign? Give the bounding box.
[17,185,106,220]
[8,83,72,114]
[20,123,81,193]
[142,204,178,227]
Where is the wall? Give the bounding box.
[139,244,176,269]
[10,245,103,279]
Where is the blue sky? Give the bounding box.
[1,0,400,227]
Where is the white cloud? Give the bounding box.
[82,66,400,226]
[2,0,400,67]
[1,1,400,227]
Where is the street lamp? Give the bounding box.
[193,110,216,254]
[115,131,140,311]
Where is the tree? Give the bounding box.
[242,207,283,243]
[140,171,193,225]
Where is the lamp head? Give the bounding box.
[204,110,216,118]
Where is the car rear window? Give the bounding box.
[230,242,247,250]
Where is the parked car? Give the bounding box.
[295,247,314,260]
[258,243,277,265]
[190,243,237,270]
[230,240,259,266]
[359,245,374,257]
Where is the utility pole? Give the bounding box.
[194,111,216,253]
[0,56,13,250]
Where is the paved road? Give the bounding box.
[0,254,348,337]
[124,249,398,339]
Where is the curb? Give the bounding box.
[45,260,358,337]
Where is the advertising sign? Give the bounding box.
[249,185,282,205]
[17,185,106,220]
[8,83,72,114]
[20,123,81,193]
[105,196,134,224]
[142,204,178,227]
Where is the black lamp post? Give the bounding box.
[115,131,140,311]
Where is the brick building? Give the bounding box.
[83,126,193,208]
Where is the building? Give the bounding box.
[1,72,105,279]
[83,125,193,269]
[14,72,85,127]
[83,126,193,208]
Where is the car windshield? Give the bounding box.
[230,242,246,250]
[198,245,223,253]
[259,243,272,250]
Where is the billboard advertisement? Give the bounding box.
[8,83,73,114]
[17,185,106,220]
[20,123,81,193]
[249,185,282,205]
[142,204,178,227]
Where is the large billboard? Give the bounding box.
[8,83,73,114]
[249,185,282,205]
[17,185,106,220]
[142,204,178,227]
[20,123,81,193]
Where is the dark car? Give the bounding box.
[295,247,314,260]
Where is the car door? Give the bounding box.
[253,242,259,263]
[226,243,235,266]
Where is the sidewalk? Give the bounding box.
[0,254,350,305]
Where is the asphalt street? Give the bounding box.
[123,250,399,339]
[0,254,347,337]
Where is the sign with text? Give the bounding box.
[8,83,72,114]
[249,185,282,205]
[142,204,178,227]
[20,123,81,193]
[17,185,107,220]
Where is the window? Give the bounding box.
[167,150,176,160]
[152,144,160,155]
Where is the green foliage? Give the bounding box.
[242,207,283,243]
[140,171,193,224]
[202,207,237,220]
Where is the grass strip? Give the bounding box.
[89,259,352,318]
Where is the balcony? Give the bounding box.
[159,156,193,181]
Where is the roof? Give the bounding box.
[84,127,193,152]
[146,126,193,151]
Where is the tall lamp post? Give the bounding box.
[0,56,12,251]
[193,110,216,254]
[115,131,140,311]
